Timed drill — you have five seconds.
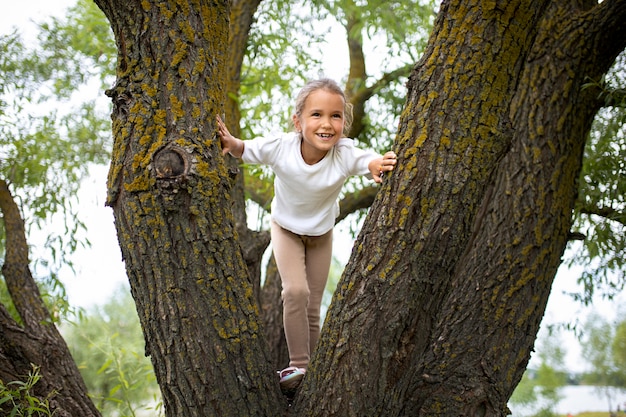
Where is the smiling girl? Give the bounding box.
[216,78,397,391]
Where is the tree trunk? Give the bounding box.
[0,180,101,417]
[92,0,626,416]
[94,0,285,415]
[295,1,626,416]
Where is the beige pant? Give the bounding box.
[271,220,333,369]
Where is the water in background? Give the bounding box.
[509,385,626,416]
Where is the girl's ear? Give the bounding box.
[292,114,301,132]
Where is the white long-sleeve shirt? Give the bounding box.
[242,132,379,236]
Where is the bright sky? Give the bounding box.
[0,0,75,41]
[2,0,624,376]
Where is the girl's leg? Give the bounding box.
[271,221,310,369]
[303,229,333,357]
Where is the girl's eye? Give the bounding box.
[332,114,342,119]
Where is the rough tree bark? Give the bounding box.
[8,0,626,415]
[0,180,101,417]
[94,0,283,415]
[89,0,626,416]
[296,1,626,416]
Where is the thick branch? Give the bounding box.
[225,0,266,245]
[348,63,414,139]
[0,180,101,417]
[352,63,414,105]
[245,173,273,212]
[343,0,413,140]
[338,2,413,138]
[578,202,626,226]
[342,1,412,139]
[337,186,378,223]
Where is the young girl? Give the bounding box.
[216,78,397,390]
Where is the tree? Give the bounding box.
[0,10,113,415]
[510,332,568,417]
[2,0,424,414]
[87,0,626,415]
[296,2,625,415]
[612,315,626,373]
[4,0,626,416]
[580,313,626,413]
[63,286,161,416]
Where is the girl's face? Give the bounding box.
[293,89,345,165]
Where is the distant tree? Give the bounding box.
[582,313,616,384]
[533,336,568,416]
[510,332,568,417]
[612,316,626,371]
[580,313,626,413]
[64,286,161,416]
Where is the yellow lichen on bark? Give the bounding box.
[124,173,153,193]
[169,94,184,120]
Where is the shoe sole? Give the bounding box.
[280,373,304,391]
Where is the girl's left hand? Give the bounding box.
[370,151,397,183]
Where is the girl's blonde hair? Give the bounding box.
[293,78,354,136]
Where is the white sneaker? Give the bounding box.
[278,366,306,391]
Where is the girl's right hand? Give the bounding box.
[216,115,243,157]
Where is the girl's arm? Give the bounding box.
[216,115,245,158]
[368,151,397,183]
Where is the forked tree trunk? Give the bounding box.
[296,1,626,416]
[5,0,626,415]
[92,0,626,416]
